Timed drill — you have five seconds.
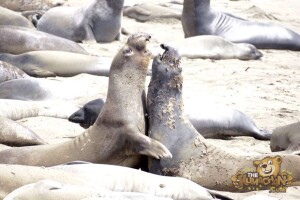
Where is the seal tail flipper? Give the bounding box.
[253,129,272,140]
[28,68,57,78]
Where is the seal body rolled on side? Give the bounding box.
[37,0,124,42]
[146,44,300,191]
[0,26,89,55]
[271,122,300,155]
[0,32,171,167]
[0,51,113,77]
[0,6,34,28]
[181,0,300,50]
[0,61,29,83]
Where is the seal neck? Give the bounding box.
[184,0,211,14]
[88,0,124,14]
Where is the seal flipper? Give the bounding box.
[27,68,57,77]
[254,129,272,140]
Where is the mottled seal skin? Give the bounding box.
[68,98,270,140]
[123,3,181,22]
[0,6,34,28]
[182,0,300,50]
[0,116,46,146]
[0,51,113,77]
[0,0,63,12]
[271,122,300,155]
[0,33,171,167]
[0,164,228,200]
[0,26,89,55]
[37,0,124,42]
[146,44,300,191]
[0,61,29,83]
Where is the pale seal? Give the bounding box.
[68,98,271,140]
[37,0,124,42]
[182,0,300,50]
[270,122,300,155]
[0,51,113,77]
[147,44,300,191]
[0,61,29,83]
[0,0,63,12]
[0,116,46,146]
[0,6,34,28]
[0,33,171,167]
[0,26,89,55]
[0,163,229,200]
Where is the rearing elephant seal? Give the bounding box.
[147,44,300,191]
[37,0,124,42]
[182,0,300,50]
[0,33,171,167]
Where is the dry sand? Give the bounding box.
[10,0,300,199]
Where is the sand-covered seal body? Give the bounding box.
[0,0,63,11]
[0,33,171,167]
[0,61,29,83]
[37,0,124,42]
[0,6,34,28]
[0,51,112,77]
[0,26,89,55]
[182,0,300,50]
[271,122,300,155]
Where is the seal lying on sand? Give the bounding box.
[270,122,300,155]
[0,33,171,167]
[37,0,124,42]
[0,116,46,146]
[68,98,270,140]
[0,0,63,12]
[147,44,300,191]
[182,0,300,50]
[0,163,229,200]
[0,26,89,55]
[0,51,113,77]
[0,61,29,83]
[0,6,34,28]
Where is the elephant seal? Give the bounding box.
[0,163,229,200]
[0,0,63,12]
[0,116,46,146]
[0,33,171,167]
[0,61,29,83]
[147,44,300,191]
[37,0,124,42]
[0,99,80,120]
[0,51,113,77]
[182,0,300,50]
[68,98,270,140]
[0,26,89,55]
[123,3,181,22]
[270,122,300,155]
[0,6,34,28]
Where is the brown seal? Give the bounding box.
[0,32,171,167]
[147,44,300,191]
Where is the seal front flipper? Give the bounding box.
[27,68,57,77]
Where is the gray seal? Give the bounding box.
[0,6,34,28]
[270,122,300,155]
[0,26,89,55]
[0,51,113,77]
[37,0,124,42]
[146,44,300,191]
[0,33,171,167]
[0,61,29,83]
[182,0,300,50]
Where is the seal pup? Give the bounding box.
[0,61,29,83]
[0,0,63,12]
[68,98,270,140]
[0,33,171,167]
[0,116,46,146]
[147,44,300,191]
[0,51,113,77]
[270,122,300,155]
[182,0,300,50]
[0,6,34,28]
[0,26,89,55]
[37,0,124,42]
[0,163,229,200]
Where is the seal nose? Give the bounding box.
[160,44,169,51]
[68,111,84,123]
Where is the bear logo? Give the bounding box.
[253,155,282,177]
